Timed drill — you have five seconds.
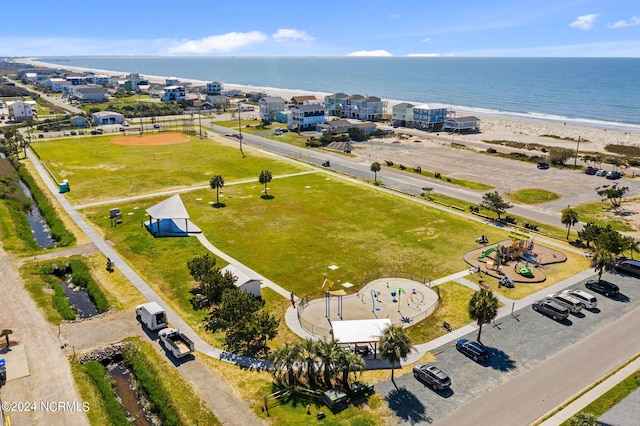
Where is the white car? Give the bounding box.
[562,289,597,309]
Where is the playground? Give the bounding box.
[296,277,440,339]
[464,231,567,284]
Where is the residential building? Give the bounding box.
[6,100,34,122]
[259,96,285,121]
[290,95,319,105]
[165,77,180,86]
[207,81,223,95]
[442,116,481,133]
[391,102,415,127]
[66,75,88,85]
[70,85,108,102]
[350,122,377,133]
[317,119,352,134]
[248,91,267,102]
[325,93,385,121]
[222,89,242,97]
[325,93,350,117]
[94,75,110,85]
[162,85,187,102]
[288,104,326,131]
[413,103,450,131]
[205,95,230,110]
[41,77,69,93]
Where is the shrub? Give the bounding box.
[50,278,76,320]
[69,260,109,313]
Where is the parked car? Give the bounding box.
[38,134,44,138]
[153,123,160,129]
[456,339,490,362]
[585,279,619,297]
[606,171,622,180]
[70,130,77,135]
[532,298,570,320]
[562,289,597,309]
[548,293,584,313]
[537,162,549,169]
[615,259,640,278]
[595,169,607,177]
[63,131,70,136]
[413,364,451,390]
[585,166,597,175]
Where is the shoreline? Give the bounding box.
[19,58,640,150]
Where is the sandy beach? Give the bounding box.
[20,58,640,154]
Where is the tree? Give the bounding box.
[468,289,499,342]
[561,207,579,240]
[187,254,236,307]
[336,350,366,389]
[316,340,341,387]
[596,184,629,210]
[379,325,413,381]
[568,412,597,426]
[591,247,617,280]
[224,309,279,357]
[298,339,320,388]
[595,225,625,255]
[578,222,602,248]
[370,161,381,183]
[206,289,263,332]
[1,329,12,348]
[209,174,224,205]
[270,342,301,386]
[622,235,639,259]
[259,170,272,197]
[548,148,574,165]
[480,191,512,220]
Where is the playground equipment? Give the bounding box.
[476,235,489,244]
[410,289,425,306]
[395,288,406,311]
[498,277,514,288]
[518,267,534,278]
[479,247,497,259]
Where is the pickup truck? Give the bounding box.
[158,328,195,358]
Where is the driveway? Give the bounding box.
[375,272,640,425]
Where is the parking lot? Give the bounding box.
[376,272,640,425]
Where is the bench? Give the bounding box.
[443,321,452,332]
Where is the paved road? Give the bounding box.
[373,272,640,425]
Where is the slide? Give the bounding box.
[520,253,537,264]
[479,247,496,259]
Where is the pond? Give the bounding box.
[60,276,98,319]
[106,363,156,426]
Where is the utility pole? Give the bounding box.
[238,102,245,157]
[573,136,581,167]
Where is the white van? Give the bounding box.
[563,289,597,309]
[136,302,167,330]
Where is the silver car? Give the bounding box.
[562,289,597,309]
[413,364,451,390]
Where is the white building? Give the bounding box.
[259,96,285,121]
[162,86,187,102]
[391,102,415,126]
[70,85,108,102]
[207,81,223,95]
[220,264,262,298]
[92,111,125,125]
[288,104,326,131]
[6,100,34,122]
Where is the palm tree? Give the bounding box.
[370,161,381,183]
[561,207,579,240]
[468,289,499,342]
[298,339,320,388]
[591,247,617,280]
[379,325,413,381]
[269,342,301,386]
[315,340,341,387]
[1,329,12,348]
[336,350,366,389]
[259,170,272,197]
[622,235,639,259]
[209,174,224,205]
[568,412,597,426]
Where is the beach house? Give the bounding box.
[162,85,187,102]
[205,94,230,111]
[391,102,415,127]
[6,100,34,122]
[41,77,69,93]
[259,96,285,121]
[207,82,223,95]
[324,93,385,121]
[413,103,450,131]
[442,116,481,133]
[290,95,320,105]
[288,104,326,131]
[69,85,108,102]
[325,93,350,117]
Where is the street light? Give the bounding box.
[137,83,150,136]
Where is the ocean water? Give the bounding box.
[35,56,640,127]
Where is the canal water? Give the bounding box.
[107,363,156,426]
[60,277,98,319]
[18,180,56,249]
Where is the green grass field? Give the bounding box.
[31,134,306,204]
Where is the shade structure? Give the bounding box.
[144,194,201,237]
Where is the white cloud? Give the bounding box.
[421,37,431,43]
[406,53,440,57]
[272,29,315,43]
[570,14,599,30]
[346,50,393,57]
[608,16,640,29]
[389,13,401,19]
[167,31,267,54]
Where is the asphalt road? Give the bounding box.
[373,272,640,425]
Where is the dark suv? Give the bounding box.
[456,339,490,362]
[413,364,451,390]
[585,279,619,297]
[585,166,597,175]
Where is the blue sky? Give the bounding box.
[2,0,638,57]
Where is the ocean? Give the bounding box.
[34,56,640,128]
